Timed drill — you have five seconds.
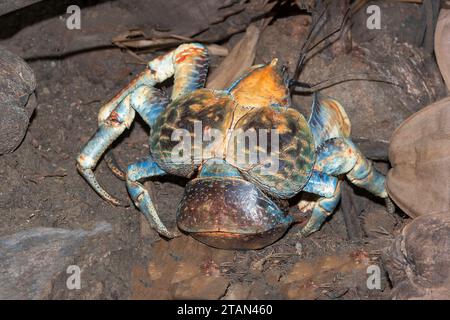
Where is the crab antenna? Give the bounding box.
[304,7,351,61]
[290,72,402,93]
[290,5,328,86]
[290,2,352,92]
[289,4,400,94]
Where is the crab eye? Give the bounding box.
[281,65,291,85]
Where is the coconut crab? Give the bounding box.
[76,3,395,249]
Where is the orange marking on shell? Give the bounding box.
[276,123,290,135]
[231,62,288,108]
[189,103,203,112]
[175,47,204,64]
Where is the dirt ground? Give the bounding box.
[0,1,413,299]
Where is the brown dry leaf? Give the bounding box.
[206,44,229,57]
[206,24,260,90]
[387,97,450,218]
[113,29,229,57]
[435,7,450,91]
[130,235,233,300]
[280,250,371,299]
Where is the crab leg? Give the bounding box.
[126,156,177,238]
[313,137,387,196]
[77,95,135,205]
[77,43,209,206]
[301,137,389,236]
[97,43,208,123]
[300,182,342,236]
[77,86,170,205]
[170,43,209,99]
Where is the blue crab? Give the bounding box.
[76,43,392,249]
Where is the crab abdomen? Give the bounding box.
[177,177,293,249]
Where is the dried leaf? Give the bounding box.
[205,44,229,57]
[206,24,260,90]
[435,7,450,91]
[387,97,450,218]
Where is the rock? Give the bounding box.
[351,1,436,49]
[0,0,44,16]
[383,213,450,299]
[3,0,275,59]
[0,222,112,299]
[0,46,36,154]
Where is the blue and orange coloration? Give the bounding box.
[77,43,391,249]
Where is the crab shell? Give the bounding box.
[149,61,316,249]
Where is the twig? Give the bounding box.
[24,171,67,184]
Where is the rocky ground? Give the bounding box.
[1,0,444,299]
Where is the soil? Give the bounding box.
[0,1,410,299]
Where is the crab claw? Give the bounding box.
[76,164,129,207]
